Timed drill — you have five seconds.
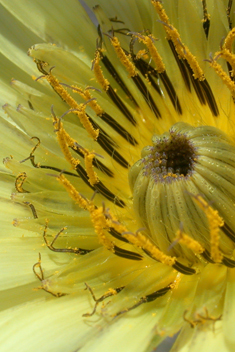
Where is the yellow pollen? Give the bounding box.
[83,90,104,116]
[193,195,224,263]
[151,0,204,80]
[108,288,118,295]
[92,50,110,91]
[55,118,99,187]
[84,152,99,186]
[89,206,114,251]
[209,58,235,97]
[136,49,149,60]
[45,72,98,140]
[223,27,235,52]
[216,49,235,76]
[163,172,179,179]
[110,36,137,77]
[71,87,104,116]
[175,229,204,255]
[105,211,176,267]
[151,0,170,28]
[125,232,176,267]
[135,34,165,73]
[57,174,89,210]
[58,173,114,252]
[54,119,79,169]
[216,28,235,78]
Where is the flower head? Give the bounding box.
[1,1,235,351]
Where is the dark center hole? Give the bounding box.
[144,133,196,178]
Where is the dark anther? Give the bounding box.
[23,201,38,219]
[173,261,196,275]
[114,284,171,317]
[113,245,143,261]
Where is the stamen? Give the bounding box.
[109,36,137,77]
[60,83,138,145]
[35,60,99,140]
[114,285,171,318]
[131,33,165,73]
[20,136,79,178]
[92,50,137,126]
[84,152,99,186]
[53,117,80,169]
[202,0,210,38]
[58,174,128,254]
[89,206,114,251]
[217,49,235,76]
[112,245,143,261]
[223,27,235,52]
[75,163,126,207]
[57,174,89,210]
[175,227,204,255]
[28,100,34,110]
[121,229,176,267]
[101,55,138,105]
[83,283,124,317]
[152,0,204,80]
[108,34,162,118]
[192,195,224,263]
[207,55,235,97]
[222,256,235,268]
[92,50,110,91]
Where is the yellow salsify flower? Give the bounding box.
[1,0,235,351]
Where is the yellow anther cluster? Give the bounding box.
[57,174,114,251]
[110,36,137,77]
[106,210,176,267]
[223,27,235,52]
[71,86,104,116]
[193,195,224,263]
[90,206,114,251]
[175,229,204,255]
[123,231,176,267]
[82,150,99,186]
[54,119,80,169]
[45,72,99,140]
[53,114,99,187]
[209,59,235,97]
[58,174,89,210]
[210,28,235,96]
[92,50,110,91]
[133,34,165,73]
[151,0,204,80]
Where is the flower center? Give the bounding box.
[129,122,235,265]
[141,129,196,181]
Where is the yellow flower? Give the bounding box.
[1,0,235,351]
